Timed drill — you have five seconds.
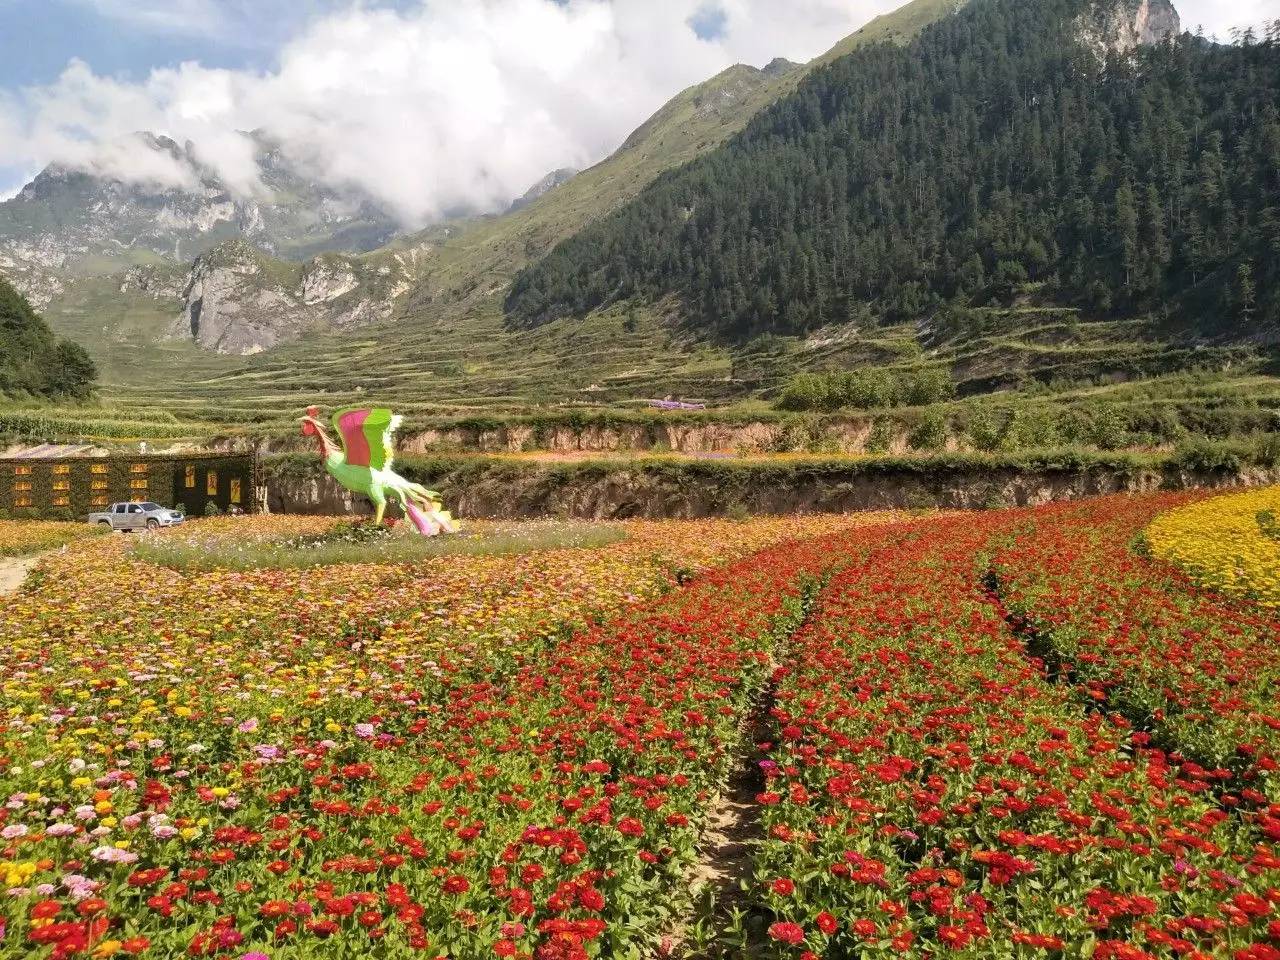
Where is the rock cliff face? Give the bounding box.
[1078,0,1181,56]
[165,239,420,354]
[0,132,400,308]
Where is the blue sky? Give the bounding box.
[0,0,1270,212]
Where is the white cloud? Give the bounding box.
[1178,0,1274,41]
[1,0,1272,226]
[0,0,907,226]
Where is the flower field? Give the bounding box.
[0,520,102,559]
[753,508,1280,959]
[990,495,1280,801]
[0,513,885,959]
[2,495,1279,960]
[1145,487,1280,608]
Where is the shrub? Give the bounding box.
[908,411,949,451]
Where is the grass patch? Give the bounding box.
[132,519,628,571]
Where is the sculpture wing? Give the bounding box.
[331,407,400,471]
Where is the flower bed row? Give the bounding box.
[0,521,892,959]
[1145,486,1280,608]
[989,494,1280,800]
[750,511,1280,959]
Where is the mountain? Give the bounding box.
[0,277,95,400]
[31,0,963,362]
[505,0,1279,343]
[0,132,400,309]
[509,169,580,212]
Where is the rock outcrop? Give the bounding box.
[167,239,422,354]
[1078,0,1181,56]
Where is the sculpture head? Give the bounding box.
[299,405,335,455]
[300,405,321,437]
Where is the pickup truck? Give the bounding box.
[88,501,185,531]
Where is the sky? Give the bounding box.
[0,0,1272,220]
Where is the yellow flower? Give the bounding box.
[1147,485,1280,607]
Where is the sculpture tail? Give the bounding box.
[405,501,442,536]
[404,500,459,536]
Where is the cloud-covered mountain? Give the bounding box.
[0,132,399,307]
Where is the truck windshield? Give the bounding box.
[138,503,162,511]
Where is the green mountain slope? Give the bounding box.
[0,278,96,400]
[505,0,1279,341]
[390,0,971,325]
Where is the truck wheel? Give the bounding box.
[98,521,112,529]
[146,519,160,530]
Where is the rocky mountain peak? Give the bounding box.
[509,168,580,212]
[762,57,800,78]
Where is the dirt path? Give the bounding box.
[0,553,45,594]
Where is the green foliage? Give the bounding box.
[865,418,895,453]
[777,367,954,411]
[507,0,1280,338]
[0,278,97,400]
[908,410,948,451]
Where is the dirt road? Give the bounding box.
[0,554,43,594]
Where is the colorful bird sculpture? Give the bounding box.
[299,405,458,535]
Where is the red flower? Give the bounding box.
[31,901,61,920]
[815,912,838,935]
[768,922,806,946]
[443,875,470,895]
[851,919,877,938]
[938,925,971,949]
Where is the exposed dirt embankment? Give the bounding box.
[265,454,1278,521]
[214,417,898,457]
